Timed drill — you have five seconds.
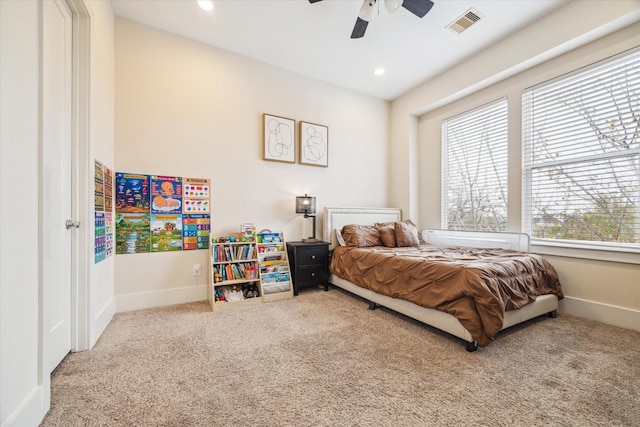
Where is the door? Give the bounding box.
[43,0,73,372]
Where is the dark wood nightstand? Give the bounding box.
[286,241,329,296]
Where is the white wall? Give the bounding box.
[391,1,640,331]
[114,18,390,311]
[86,0,116,348]
[0,0,115,425]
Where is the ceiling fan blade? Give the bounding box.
[351,0,375,39]
[401,0,434,18]
[351,17,369,39]
[308,0,324,3]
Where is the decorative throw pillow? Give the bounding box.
[335,228,347,246]
[375,219,426,248]
[341,224,382,247]
[376,223,397,247]
[394,221,420,247]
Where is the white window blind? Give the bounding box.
[442,98,508,231]
[522,48,640,249]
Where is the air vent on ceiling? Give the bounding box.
[447,8,483,34]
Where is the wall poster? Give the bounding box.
[183,177,210,251]
[115,172,210,255]
[183,178,210,214]
[183,214,210,250]
[104,166,113,211]
[95,160,105,211]
[95,212,105,263]
[105,212,114,258]
[116,172,150,213]
[115,213,151,254]
[94,160,114,263]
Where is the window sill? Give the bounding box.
[531,239,640,265]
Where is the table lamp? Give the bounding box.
[295,194,317,242]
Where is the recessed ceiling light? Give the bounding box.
[197,0,214,11]
[374,68,385,76]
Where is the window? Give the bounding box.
[442,98,508,231]
[522,48,640,250]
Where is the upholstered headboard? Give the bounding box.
[322,206,530,252]
[323,207,402,250]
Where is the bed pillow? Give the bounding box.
[375,220,421,247]
[376,223,397,247]
[335,229,346,246]
[394,221,420,247]
[341,224,382,247]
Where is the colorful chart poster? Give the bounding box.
[151,175,182,214]
[95,160,105,211]
[95,212,106,263]
[151,213,183,252]
[183,214,210,250]
[104,167,113,211]
[115,213,151,254]
[115,172,210,255]
[95,160,115,262]
[115,173,150,213]
[105,212,114,258]
[183,177,210,214]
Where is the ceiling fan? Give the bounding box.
[309,0,434,39]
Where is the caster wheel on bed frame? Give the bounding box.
[547,310,557,318]
[465,341,478,352]
[368,301,377,310]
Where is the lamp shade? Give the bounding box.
[295,194,316,215]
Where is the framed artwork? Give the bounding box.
[299,121,328,167]
[263,113,295,163]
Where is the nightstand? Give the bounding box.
[286,241,329,296]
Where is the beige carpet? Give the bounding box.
[42,287,639,426]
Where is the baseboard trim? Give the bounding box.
[2,384,46,427]
[116,285,208,313]
[559,296,640,332]
[91,296,116,349]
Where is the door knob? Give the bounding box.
[65,219,81,229]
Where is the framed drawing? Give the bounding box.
[299,121,329,167]
[263,113,295,163]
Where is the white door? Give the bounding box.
[43,0,73,372]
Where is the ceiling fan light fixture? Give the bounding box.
[358,0,376,21]
[384,0,402,14]
[374,68,385,76]
[197,0,214,12]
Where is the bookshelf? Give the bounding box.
[208,239,261,311]
[208,231,293,311]
[257,232,293,302]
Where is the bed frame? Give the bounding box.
[323,207,559,352]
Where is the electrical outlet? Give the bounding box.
[192,264,201,276]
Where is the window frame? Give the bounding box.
[441,97,509,232]
[521,47,640,263]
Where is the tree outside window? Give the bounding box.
[442,98,508,232]
[523,48,639,247]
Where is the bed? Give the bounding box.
[322,207,563,351]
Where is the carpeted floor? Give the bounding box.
[41,287,640,426]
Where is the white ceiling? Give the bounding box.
[110,0,568,101]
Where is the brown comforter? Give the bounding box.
[330,244,563,346]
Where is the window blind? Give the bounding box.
[522,48,640,248]
[441,97,508,231]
